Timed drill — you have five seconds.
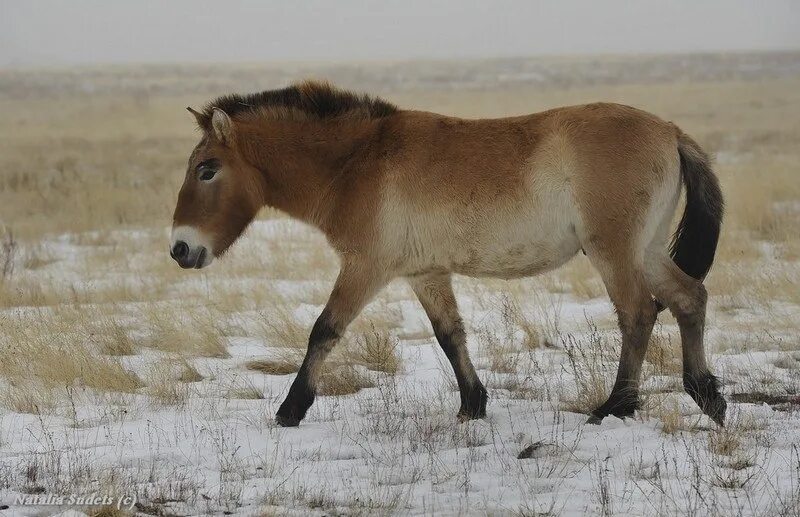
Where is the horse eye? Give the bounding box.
[198,167,217,181]
[196,158,220,181]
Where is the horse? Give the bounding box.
[170,80,725,428]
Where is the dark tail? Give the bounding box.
[669,132,724,282]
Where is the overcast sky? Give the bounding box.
[1,0,798,68]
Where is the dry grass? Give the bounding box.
[0,381,58,414]
[708,426,743,457]
[559,325,620,415]
[644,326,682,376]
[0,313,143,396]
[654,399,686,435]
[345,328,402,374]
[145,361,192,406]
[177,360,204,383]
[87,314,139,356]
[317,364,375,396]
[479,319,521,374]
[722,161,800,243]
[143,306,230,358]
[550,255,606,300]
[253,305,312,349]
[247,358,301,376]
[226,384,265,400]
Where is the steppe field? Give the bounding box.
[0,52,799,516]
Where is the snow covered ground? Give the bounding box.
[0,219,798,516]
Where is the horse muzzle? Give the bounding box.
[170,226,214,269]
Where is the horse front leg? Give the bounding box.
[275,263,386,427]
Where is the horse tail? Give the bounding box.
[669,131,724,282]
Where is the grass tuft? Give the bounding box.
[345,328,401,374]
[318,364,375,396]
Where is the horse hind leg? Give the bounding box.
[408,273,487,420]
[584,251,658,423]
[644,249,726,425]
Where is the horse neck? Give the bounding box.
[238,116,384,229]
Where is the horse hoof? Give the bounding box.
[457,385,488,422]
[705,396,727,427]
[275,414,301,427]
[684,371,726,426]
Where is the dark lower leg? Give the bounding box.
[677,312,726,426]
[409,274,488,420]
[589,379,641,422]
[432,321,487,419]
[275,356,320,426]
[410,274,487,420]
[589,303,656,423]
[275,266,385,427]
[275,312,339,427]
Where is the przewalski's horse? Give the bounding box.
[170,81,725,427]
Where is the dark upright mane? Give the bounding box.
[199,81,397,127]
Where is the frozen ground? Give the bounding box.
[0,220,798,516]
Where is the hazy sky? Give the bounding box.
[1,0,799,68]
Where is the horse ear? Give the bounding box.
[186,106,209,129]
[211,108,234,145]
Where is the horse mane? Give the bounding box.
[197,80,397,127]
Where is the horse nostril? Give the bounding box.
[171,241,189,261]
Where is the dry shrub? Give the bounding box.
[1,226,17,282]
[485,342,519,374]
[490,374,544,401]
[560,328,618,415]
[500,291,543,349]
[708,427,742,456]
[0,314,142,394]
[144,306,229,358]
[226,384,264,400]
[477,317,520,374]
[178,360,204,383]
[475,294,531,374]
[654,398,685,434]
[644,327,681,376]
[774,354,800,371]
[255,305,311,349]
[0,381,58,414]
[345,328,401,374]
[87,314,138,356]
[247,358,301,376]
[317,365,374,396]
[146,362,191,406]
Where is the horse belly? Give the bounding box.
[451,206,580,279]
[388,194,580,279]
[381,165,581,278]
